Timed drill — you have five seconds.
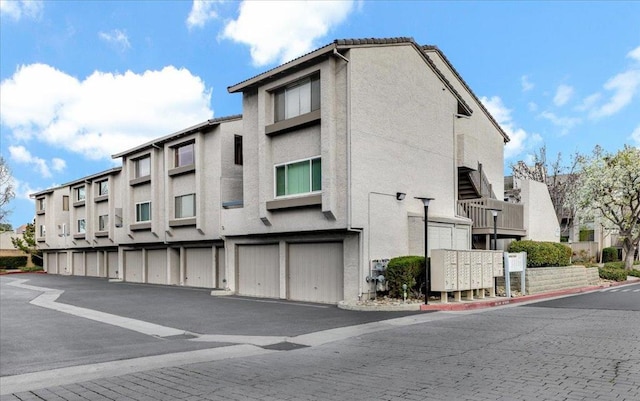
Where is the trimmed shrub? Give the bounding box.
[20,266,44,272]
[598,267,628,281]
[0,256,28,269]
[508,240,572,267]
[602,247,618,263]
[385,256,425,298]
[604,261,625,269]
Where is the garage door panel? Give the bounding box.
[289,242,343,304]
[107,251,118,278]
[59,253,69,275]
[46,253,57,274]
[238,244,279,298]
[124,250,143,283]
[217,247,226,288]
[85,252,99,277]
[147,249,167,285]
[185,248,213,288]
[72,252,85,276]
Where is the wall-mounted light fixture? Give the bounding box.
[396,192,406,201]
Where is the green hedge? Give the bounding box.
[385,256,425,298]
[508,240,572,267]
[598,267,628,281]
[602,247,618,263]
[0,256,28,269]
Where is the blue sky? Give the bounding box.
[1,0,639,229]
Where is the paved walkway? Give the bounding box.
[2,275,639,400]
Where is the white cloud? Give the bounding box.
[580,46,640,119]
[8,145,51,178]
[589,69,640,118]
[539,111,581,136]
[0,0,43,21]
[481,95,539,160]
[99,29,131,51]
[630,124,640,147]
[521,75,534,92]
[553,84,574,107]
[51,158,66,172]
[222,0,355,66]
[186,0,220,29]
[528,102,538,112]
[0,63,213,161]
[628,45,640,63]
[11,177,39,202]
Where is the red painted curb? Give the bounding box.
[419,280,635,312]
[0,270,46,275]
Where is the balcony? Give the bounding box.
[458,198,526,238]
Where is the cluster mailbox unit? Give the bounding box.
[431,249,504,302]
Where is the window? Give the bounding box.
[39,225,46,237]
[77,219,86,234]
[175,194,196,218]
[135,156,151,178]
[98,180,108,196]
[136,202,151,222]
[76,186,86,202]
[234,135,243,165]
[62,196,69,211]
[274,74,320,122]
[175,142,194,167]
[275,157,321,197]
[98,215,108,231]
[37,198,45,211]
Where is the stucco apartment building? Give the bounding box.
[33,37,526,304]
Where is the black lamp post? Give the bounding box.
[415,197,434,305]
[488,208,501,250]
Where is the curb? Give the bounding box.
[0,270,46,276]
[339,278,639,312]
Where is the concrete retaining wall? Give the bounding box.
[497,266,600,295]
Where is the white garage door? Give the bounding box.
[107,251,119,278]
[288,242,343,304]
[59,252,69,275]
[428,224,454,254]
[147,249,167,285]
[46,253,57,274]
[85,252,99,277]
[237,244,279,298]
[185,248,213,288]
[124,250,143,283]
[72,252,85,276]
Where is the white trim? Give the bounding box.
[273,156,322,199]
[135,201,152,223]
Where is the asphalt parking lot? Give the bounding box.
[1,274,421,377]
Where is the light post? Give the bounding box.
[488,208,501,250]
[415,197,434,305]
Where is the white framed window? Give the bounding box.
[275,157,321,197]
[175,142,195,167]
[135,155,151,178]
[135,201,151,222]
[77,219,86,233]
[39,225,46,237]
[98,215,108,231]
[274,74,320,122]
[98,180,108,196]
[75,186,86,202]
[175,194,196,218]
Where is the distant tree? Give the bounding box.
[0,223,13,232]
[0,157,15,224]
[11,223,42,263]
[511,146,580,235]
[571,146,640,270]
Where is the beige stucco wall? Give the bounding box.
[424,49,506,197]
[520,179,560,242]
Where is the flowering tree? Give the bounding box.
[572,146,640,270]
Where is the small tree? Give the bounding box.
[0,157,15,224]
[11,223,42,265]
[571,146,640,270]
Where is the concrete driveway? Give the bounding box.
[1,274,422,377]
